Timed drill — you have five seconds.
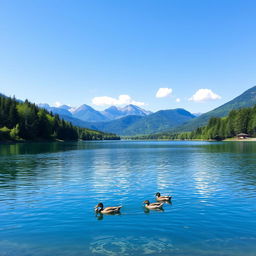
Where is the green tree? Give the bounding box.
[10,124,20,140]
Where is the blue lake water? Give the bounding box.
[0,141,256,256]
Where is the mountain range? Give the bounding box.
[38,103,151,122]
[83,109,196,136]
[38,103,196,135]
[37,85,256,136]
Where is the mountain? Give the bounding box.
[55,114,93,128]
[175,85,256,132]
[0,93,23,103]
[38,103,50,109]
[82,108,195,136]
[101,106,123,119]
[120,104,152,116]
[38,103,152,122]
[58,104,72,111]
[122,109,195,136]
[70,104,109,122]
[85,115,143,135]
[192,113,202,117]
[36,103,199,136]
[38,104,72,117]
[101,104,152,120]
[38,103,107,122]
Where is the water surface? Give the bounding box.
[0,141,256,256]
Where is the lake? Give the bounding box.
[0,141,255,256]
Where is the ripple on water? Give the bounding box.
[1,236,256,256]
[89,236,176,256]
[0,141,256,256]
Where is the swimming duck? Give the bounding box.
[155,192,172,201]
[94,202,122,214]
[143,200,164,210]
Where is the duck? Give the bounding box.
[143,200,164,210]
[155,192,172,201]
[94,202,122,214]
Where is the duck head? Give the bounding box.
[155,192,161,197]
[143,200,150,205]
[94,202,104,213]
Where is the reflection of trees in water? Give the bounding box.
[150,142,256,197]
[1,141,256,195]
[190,142,256,196]
[0,141,105,182]
[0,143,80,188]
[204,142,256,189]
[199,141,256,154]
[0,141,103,156]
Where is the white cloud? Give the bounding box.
[54,101,62,107]
[53,101,71,108]
[189,89,221,102]
[92,94,145,107]
[156,88,173,98]
[176,98,181,103]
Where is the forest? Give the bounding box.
[0,95,120,141]
[129,105,256,141]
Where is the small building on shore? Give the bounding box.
[236,133,250,139]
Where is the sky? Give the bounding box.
[0,0,256,113]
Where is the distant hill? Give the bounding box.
[101,106,121,120]
[192,113,202,117]
[86,115,143,135]
[56,114,93,129]
[82,108,195,136]
[122,109,195,135]
[58,104,72,111]
[102,104,151,120]
[38,104,73,117]
[175,85,256,132]
[118,104,152,117]
[71,104,108,122]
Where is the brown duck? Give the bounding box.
[94,202,122,214]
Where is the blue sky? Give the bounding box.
[0,0,256,113]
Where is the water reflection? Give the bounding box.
[0,141,256,256]
[191,155,220,199]
[143,207,165,214]
[95,212,122,221]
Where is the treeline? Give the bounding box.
[0,95,120,141]
[128,105,256,141]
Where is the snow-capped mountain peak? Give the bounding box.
[38,103,152,122]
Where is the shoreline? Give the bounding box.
[1,138,256,144]
[123,137,256,142]
[223,138,256,142]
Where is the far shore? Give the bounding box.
[1,137,256,144]
[123,137,256,142]
[223,137,256,142]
